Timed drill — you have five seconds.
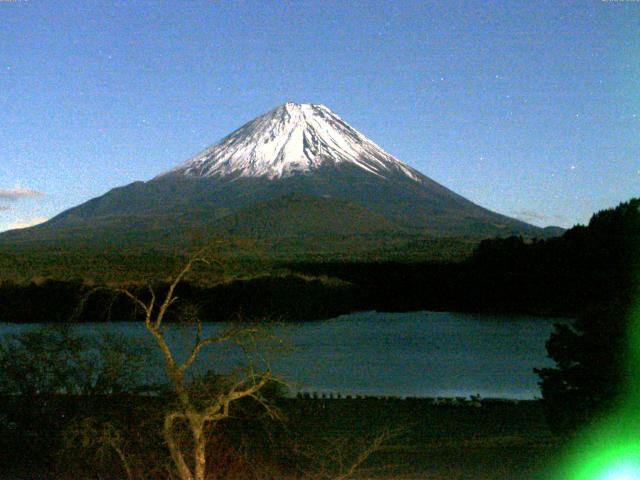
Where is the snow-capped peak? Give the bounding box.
[166,103,420,181]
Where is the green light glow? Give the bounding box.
[554,420,640,479]
[555,300,640,479]
[601,461,640,480]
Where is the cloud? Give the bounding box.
[510,209,568,225]
[6,216,49,230]
[511,209,548,223]
[0,188,44,200]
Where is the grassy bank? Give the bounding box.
[0,395,560,479]
[287,397,557,479]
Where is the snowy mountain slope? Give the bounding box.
[165,102,420,181]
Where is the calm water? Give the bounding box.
[0,311,565,399]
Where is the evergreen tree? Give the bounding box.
[535,198,640,434]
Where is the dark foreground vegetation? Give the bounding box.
[0,393,556,480]
[534,199,640,442]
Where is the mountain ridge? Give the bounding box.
[0,102,552,250]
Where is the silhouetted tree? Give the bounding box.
[535,198,640,434]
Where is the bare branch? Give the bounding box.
[333,429,394,480]
[117,288,152,318]
[179,327,243,373]
[203,371,273,420]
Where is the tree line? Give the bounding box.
[3,200,638,325]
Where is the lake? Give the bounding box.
[0,311,566,399]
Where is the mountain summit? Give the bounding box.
[1,103,546,248]
[166,102,419,181]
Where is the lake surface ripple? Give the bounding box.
[0,311,566,399]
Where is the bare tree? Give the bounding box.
[118,254,278,480]
[60,248,395,480]
[291,428,397,480]
[64,417,135,480]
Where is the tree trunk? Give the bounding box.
[193,427,207,480]
[164,414,194,480]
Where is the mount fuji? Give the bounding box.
[2,102,545,247]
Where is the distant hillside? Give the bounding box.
[214,193,399,238]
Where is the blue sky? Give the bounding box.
[0,0,638,231]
